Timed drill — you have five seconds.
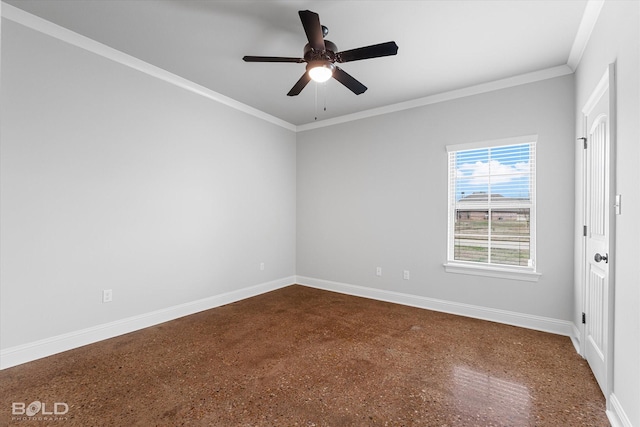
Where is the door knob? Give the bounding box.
[594,253,608,263]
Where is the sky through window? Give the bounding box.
[454,144,531,201]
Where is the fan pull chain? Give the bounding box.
[323,82,327,112]
[313,82,328,121]
[314,82,318,121]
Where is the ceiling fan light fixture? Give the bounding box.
[307,61,334,83]
[243,10,397,96]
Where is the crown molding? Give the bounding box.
[567,0,605,71]
[0,2,297,132]
[3,1,593,134]
[296,65,574,132]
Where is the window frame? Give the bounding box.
[444,135,541,282]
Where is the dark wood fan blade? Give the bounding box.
[243,56,305,63]
[332,66,367,95]
[337,41,398,63]
[299,10,325,51]
[287,72,312,96]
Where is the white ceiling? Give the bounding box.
[4,0,591,126]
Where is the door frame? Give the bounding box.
[579,63,617,399]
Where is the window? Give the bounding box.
[445,136,539,281]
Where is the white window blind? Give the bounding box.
[447,137,536,270]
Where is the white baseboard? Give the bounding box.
[0,276,295,370]
[296,276,575,337]
[571,323,583,355]
[607,393,633,427]
[1,276,580,370]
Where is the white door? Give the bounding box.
[582,65,615,396]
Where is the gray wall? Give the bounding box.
[297,75,575,321]
[574,1,640,424]
[0,19,297,349]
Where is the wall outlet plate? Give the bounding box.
[102,289,113,303]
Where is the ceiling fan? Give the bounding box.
[243,10,398,96]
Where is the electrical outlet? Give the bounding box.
[102,289,113,303]
[403,270,410,280]
[260,262,265,271]
[376,267,382,277]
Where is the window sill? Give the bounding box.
[443,262,541,282]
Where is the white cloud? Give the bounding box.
[457,160,529,186]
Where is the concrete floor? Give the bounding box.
[0,285,608,426]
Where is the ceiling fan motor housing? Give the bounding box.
[304,40,338,63]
